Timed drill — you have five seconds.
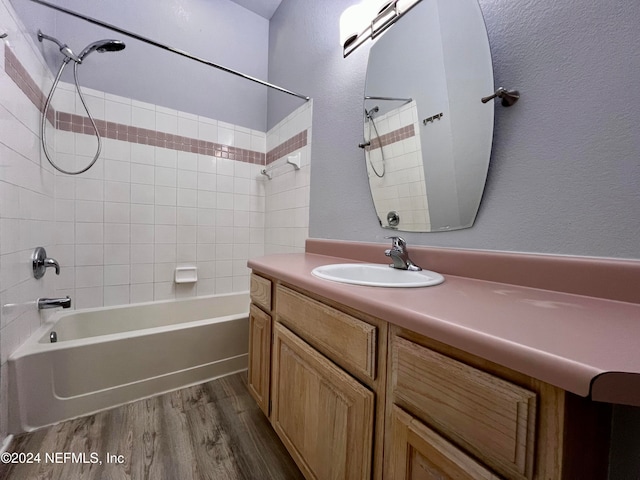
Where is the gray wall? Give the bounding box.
[269,0,640,259]
[13,0,270,131]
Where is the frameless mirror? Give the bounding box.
[363,0,494,232]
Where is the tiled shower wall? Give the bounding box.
[50,82,269,308]
[0,0,311,440]
[264,100,312,254]
[47,86,311,308]
[366,101,429,231]
[0,0,57,440]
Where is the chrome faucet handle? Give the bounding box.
[44,257,60,275]
[385,236,406,252]
[32,247,61,279]
[384,236,422,271]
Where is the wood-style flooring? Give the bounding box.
[0,372,304,480]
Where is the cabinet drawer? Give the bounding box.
[250,273,272,311]
[388,405,502,480]
[391,336,537,480]
[276,285,377,381]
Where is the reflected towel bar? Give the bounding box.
[365,95,412,103]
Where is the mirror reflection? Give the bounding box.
[363,0,494,232]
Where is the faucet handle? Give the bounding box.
[32,247,61,279]
[44,257,60,275]
[385,236,406,251]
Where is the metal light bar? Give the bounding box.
[343,0,423,58]
[29,0,310,101]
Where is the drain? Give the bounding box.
[50,331,57,343]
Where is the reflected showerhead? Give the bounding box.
[365,106,379,119]
[78,39,126,61]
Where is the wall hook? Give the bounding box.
[481,87,520,107]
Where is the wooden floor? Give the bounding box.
[0,372,304,480]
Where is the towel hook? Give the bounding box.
[481,87,520,107]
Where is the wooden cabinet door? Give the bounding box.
[271,323,375,480]
[387,405,502,480]
[248,304,271,416]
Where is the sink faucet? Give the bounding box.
[37,296,71,310]
[385,236,422,271]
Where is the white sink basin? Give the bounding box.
[311,263,444,288]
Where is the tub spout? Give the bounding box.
[37,297,71,310]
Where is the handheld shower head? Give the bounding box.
[78,39,125,61]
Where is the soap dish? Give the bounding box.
[175,266,197,284]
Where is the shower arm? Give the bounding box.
[28,0,310,102]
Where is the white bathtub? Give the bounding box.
[8,292,250,433]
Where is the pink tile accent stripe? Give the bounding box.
[366,124,415,151]
[5,45,56,125]
[54,111,266,163]
[6,44,319,165]
[266,130,307,165]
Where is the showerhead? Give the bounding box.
[38,30,125,63]
[78,39,126,61]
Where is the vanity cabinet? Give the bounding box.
[248,274,273,416]
[248,271,611,480]
[386,327,611,480]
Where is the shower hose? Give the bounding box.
[366,110,385,178]
[41,58,103,175]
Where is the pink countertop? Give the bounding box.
[248,251,640,405]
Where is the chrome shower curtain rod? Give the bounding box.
[29,0,310,101]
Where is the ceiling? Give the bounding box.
[229,0,283,19]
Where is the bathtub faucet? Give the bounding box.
[37,297,71,310]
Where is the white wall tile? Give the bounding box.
[131,204,155,224]
[131,184,155,205]
[104,181,130,203]
[131,143,155,165]
[132,105,156,130]
[131,264,154,284]
[104,265,129,286]
[104,202,130,223]
[130,283,154,303]
[178,151,198,171]
[104,285,129,306]
[154,186,176,206]
[104,223,129,244]
[76,200,103,223]
[76,222,103,244]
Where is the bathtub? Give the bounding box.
[8,292,250,433]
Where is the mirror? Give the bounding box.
[363,0,494,232]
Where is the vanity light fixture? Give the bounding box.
[340,0,422,57]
